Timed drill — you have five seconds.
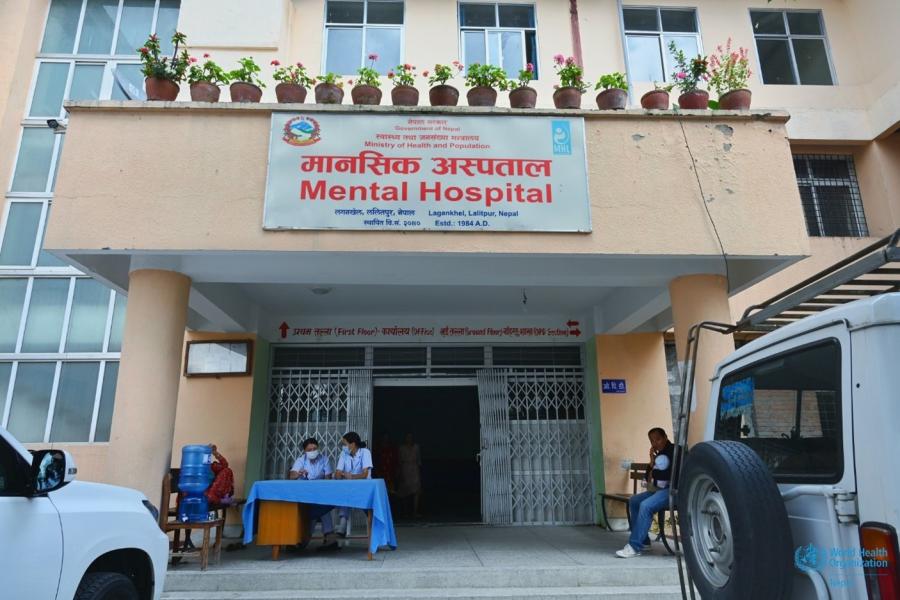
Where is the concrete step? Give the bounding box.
[161,586,684,600]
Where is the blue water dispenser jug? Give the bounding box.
[178,444,213,522]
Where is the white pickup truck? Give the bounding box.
[0,427,168,600]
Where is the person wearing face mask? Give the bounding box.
[334,431,373,533]
[289,437,339,552]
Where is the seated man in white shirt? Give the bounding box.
[333,431,373,533]
[289,437,339,552]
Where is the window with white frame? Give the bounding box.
[793,155,867,237]
[750,10,834,85]
[459,3,537,78]
[324,0,403,75]
[621,6,701,83]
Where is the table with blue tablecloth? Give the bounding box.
[243,479,397,558]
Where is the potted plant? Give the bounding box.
[668,41,709,110]
[464,63,507,107]
[388,63,419,106]
[271,60,314,103]
[187,53,229,102]
[137,32,189,101]
[552,54,589,109]
[708,38,752,110]
[314,72,344,104]
[594,72,628,110]
[350,53,382,105]
[425,61,464,106]
[641,82,672,109]
[504,63,537,108]
[228,57,265,102]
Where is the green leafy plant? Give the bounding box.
[137,32,189,82]
[668,41,708,93]
[352,53,382,88]
[187,53,230,85]
[652,81,675,93]
[424,61,464,86]
[271,60,314,88]
[594,72,628,91]
[503,63,535,90]
[552,54,589,92]
[388,63,417,87]
[228,56,265,88]
[464,63,508,90]
[315,72,343,87]
[708,38,752,96]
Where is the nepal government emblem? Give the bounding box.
[283,116,321,146]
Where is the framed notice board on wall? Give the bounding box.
[184,340,253,377]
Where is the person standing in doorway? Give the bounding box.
[397,432,423,518]
[334,431,373,534]
[374,432,399,494]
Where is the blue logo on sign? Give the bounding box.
[551,120,572,155]
[795,544,821,572]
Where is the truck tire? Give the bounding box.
[677,441,793,599]
[74,572,139,600]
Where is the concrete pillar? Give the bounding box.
[106,269,191,502]
[669,274,734,446]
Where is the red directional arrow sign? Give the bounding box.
[279,322,290,339]
[566,320,579,327]
[570,328,582,337]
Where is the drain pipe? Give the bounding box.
[569,0,584,66]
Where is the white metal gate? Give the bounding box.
[265,368,373,480]
[477,369,513,524]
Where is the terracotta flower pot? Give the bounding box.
[230,82,262,103]
[391,85,419,106]
[640,90,669,110]
[467,86,497,107]
[553,86,582,109]
[351,84,382,105]
[595,88,627,110]
[509,87,537,109]
[145,77,179,101]
[719,89,752,111]
[189,82,220,102]
[275,83,307,103]
[429,85,459,107]
[314,83,344,104]
[677,90,709,110]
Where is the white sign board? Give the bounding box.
[263,112,591,232]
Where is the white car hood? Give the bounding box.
[50,479,148,509]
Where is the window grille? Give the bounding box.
[793,154,868,237]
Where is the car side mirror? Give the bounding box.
[30,449,77,495]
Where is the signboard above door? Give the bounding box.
[263,113,591,232]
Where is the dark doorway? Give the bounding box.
[372,386,481,523]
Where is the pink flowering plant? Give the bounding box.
[708,39,752,96]
[137,32,189,82]
[463,63,508,90]
[355,53,382,87]
[503,63,535,90]
[271,60,315,88]
[426,61,464,86]
[388,63,417,87]
[553,54,589,92]
[228,56,265,87]
[187,53,230,85]
[668,41,708,92]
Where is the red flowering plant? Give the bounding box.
[552,54,589,92]
[501,63,535,91]
[137,32,189,82]
[271,60,315,88]
[388,63,417,87]
[668,41,708,93]
[187,53,230,85]
[426,60,464,86]
[355,53,382,87]
[708,38,751,96]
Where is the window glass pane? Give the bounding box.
[79,0,118,54]
[111,63,144,99]
[36,205,68,267]
[623,8,659,32]
[10,128,56,193]
[756,39,796,84]
[0,279,28,352]
[792,39,832,85]
[21,278,70,353]
[498,5,534,28]
[663,35,700,76]
[65,279,110,352]
[661,9,696,33]
[115,0,155,55]
[42,0,83,53]
[626,35,663,82]
[798,184,822,236]
[327,1,364,23]
[30,62,70,118]
[107,293,126,352]
[787,12,822,35]
[525,31,538,78]
[325,28,363,74]
[0,363,11,412]
[365,27,401,74]
[487,31,501,67]
[69,63,105,101]
[792,156,809,179]
[750,10,786,35]
[463,30,486,67]
[0,203,42,266]
[7,362,56,443]
[50,362,100,442]
[156,0,181,55]
[94,361,118,442]
[817,187,857,237]
[808,157,849,180]
[460,3,496,27]
[49,134,64,193]
[500,31,524,75]
[367,1,403,24]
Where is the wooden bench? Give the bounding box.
[599,462,675,555]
